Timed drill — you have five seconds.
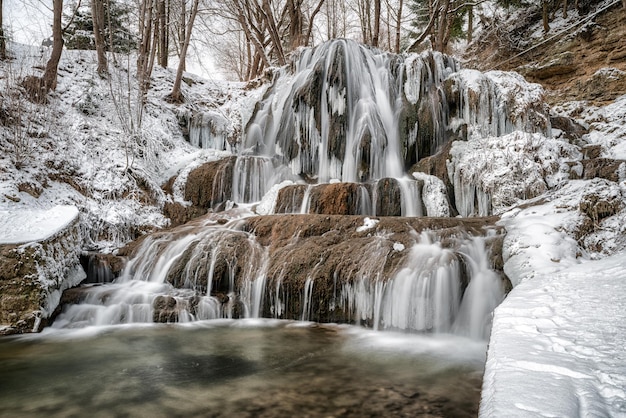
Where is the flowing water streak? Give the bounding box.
[339,232,462,333]
[453,235,506,339]
[54,222,502,340]
[301,278,315,321]
[244,40,410,183]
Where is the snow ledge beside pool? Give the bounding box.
[0,206,80,245]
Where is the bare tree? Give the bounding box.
[304,0,327,46]
[0,0,6,60]
[137,0,156,93]
[92,0,108,76]
[22,0,64,101]
[44,0,65,90]
[395,0,404,52]
[157,0,169,67]
[542,0,550,33]
[372,0,381,46]
[168,0,200,102]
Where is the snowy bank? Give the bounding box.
[0,205,79,245]
[480,179,626,416]
[481,253,626,417]
[0,206,85,334]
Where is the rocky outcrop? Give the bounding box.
[581,158,626,182]
[163,157,236,226]
[519,52,577,80]
[116,213,507,327]
[410,141,458,216]
[0,207,85,334]
[79,252,126,284]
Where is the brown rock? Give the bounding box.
[308,183,362,215]
[184,157,236,208]
[582,159,626,182]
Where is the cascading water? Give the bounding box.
[52,39,540,340]
[54,217,505,340]
[175,39,549,218]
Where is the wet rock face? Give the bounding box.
[581,159,626,183]
[153,295,179,323]
[275,185,308,213]
[163,157,236,227]
[243,214,506,323]
[308,183,362,215]
[116,214,506,327]
[80,252,125,284]
[374,179,402,216]
[184,157,236,208]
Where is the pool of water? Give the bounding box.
[0,319,486,417]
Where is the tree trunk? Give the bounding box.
[304,0,326,46]
[0,0,6,60]
[467,5,473,44]
[137,0,154,92]
[563,0,568,18]
[542,0,550,34]
[169,0,199,103]
[91,0,108,76]
[395,0,403,53]
[372,0,381,47]
[158,0,168,67]
[435,0,450,51]
[43,0,64,91]
[260,0,285,65]
[287,0,304,50]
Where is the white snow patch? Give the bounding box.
[0,206,79,245]
[357,217,379,232]
[392,242,405,252]
[447,131,580,216]
[412,172,450,217]
[482,178,626,417]
[481,253,626,417]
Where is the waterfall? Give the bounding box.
[51,39,536,340]
[54,219,505,341]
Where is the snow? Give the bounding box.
[0,205,79,245]
[556,95,626,160]
[1,13,626,414]
[255,180,295,216]
[447,131,580,216]
[481,253,626,417]
[481,178,626,416]
[411,172,451,217]
[357,217,379,232]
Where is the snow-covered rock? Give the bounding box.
[0,206,85,334]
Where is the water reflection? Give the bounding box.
[0,320,484,417]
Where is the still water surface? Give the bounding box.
[0,319,485,417]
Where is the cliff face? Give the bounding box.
[0,207,85,335]
[465,1,626,106]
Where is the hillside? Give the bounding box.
[466,0,626,105]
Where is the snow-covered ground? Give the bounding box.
[0,205,78,244]
[0,42,254,251]
[479,104,626,415]
[482,252,626,417]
